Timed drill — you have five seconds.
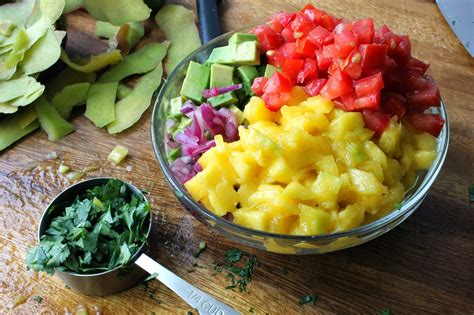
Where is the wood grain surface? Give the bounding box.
[1,0,473,314]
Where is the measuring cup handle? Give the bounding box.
[135,254,240,315]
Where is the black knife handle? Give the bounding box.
[196,0,222,44]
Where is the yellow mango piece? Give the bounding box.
[311,172,342,206]
[237,183,258,207]
[358,160,384,182]
[300,95,334,114]
[384,159,406,186]
[364,140,388,169]
[268,214,298,234]
[228,151,260,184]
[315,155,339,176]
[208,181,239,216]
[294,204,331,235]
[184,163,222,201]
[412,132,437,151]
[233,208,271,231]
[400,143,414,170]
[412,150,436,170]
[264,157,294,184]
[336,204,365,231]
[378,117,401,157]
[243,96,276,124]
[349,169,387,195]
[286,86,309,106]
[284,181,314,201]
[328,111,365,140]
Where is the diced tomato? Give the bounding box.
[282,58,304,84]
[334,31,358,58]
[278,42,303,59]
[269,12,296,32]
[290,13,314,36]
[328,58,344,75]
[281,25,296,42]
[354,92,381,110]
[316,49,332,71]
[262,91,291,111]
[408,56,430,75]
[382,93,407,118]
[266,50,286,68]
[359,44,388,69]
[407,74,431,92]
[320,69,353,100]
[355,72,384,97]
[373,24,393,45]
[297,58,318,84]
[307,26,334,47]
[300,4,324,24]
[251,25,284,53]
[251,77,268,96]
[389,34,411,65]
[264,71,292,94]
[296,36,316,58]
[352,18,374,44]
[407,83,441,112]
[362,109,391,136]
[342,48,362,79]
[405,113,444,136]
[339,90,357,110]
[304,78,327,96]
[321,14,337,31]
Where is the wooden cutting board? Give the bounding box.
[1,0,473,314]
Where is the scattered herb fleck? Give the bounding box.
[282,266,288,275]
[187,312,193,315]
[394,202,402,210]
[214,248,258,292]
[248,307,254,313]
[468,186,474,202]
[141,281,161,304]
[193,241,207,258]
[299,294,317,305]
[193,263,206,269]
[144,272,159,282]
[25,179,151,275]
[380,309,392,315]
[32,296,43,303]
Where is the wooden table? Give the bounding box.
[1,0,473,314]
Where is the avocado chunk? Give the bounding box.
[228,104,244,124]
[167,147,182,160]
[180,61,210,102]
[208,92,238,108]
[207,41,260,66]
[264,64,281,78]
[169,96,184,118]
[172,117,192,139]
[228,33,258,45]
[237,65,259,95]
[210,64,234,88]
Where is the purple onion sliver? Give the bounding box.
[180,100,197,117]
[194,162,203,173]
[217,83,242,94]
[202,87,220,99]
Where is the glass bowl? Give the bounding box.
[150,29,450,255]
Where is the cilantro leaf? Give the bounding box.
[299,294,317,305]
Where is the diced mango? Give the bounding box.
[412,150,436,170]
[294,205,331,235]
[243,96,276,124]
[336,204,365,231]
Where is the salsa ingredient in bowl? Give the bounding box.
[165,5,444,235]
[26,179,150,274]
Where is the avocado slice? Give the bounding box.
[207,41,260,66]
[237,65,259,95]
[208,92,238,108]
[169,96,184,118]
[228,33,258,45]
[172,117,192,139]
[228,104,244,124]
[210,63,234,88]
[180,61,210,103]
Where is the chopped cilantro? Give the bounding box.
[380,309,392,315]
[215,248,258,292]
[248,307,254,313]
[468,186,474,202]
[144,272,159,282]
[25,179,151,275]
[299,294,317,305]
[32,296,43,303]
[193,241,207,258]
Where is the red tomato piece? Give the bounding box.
[281,25,296,42]
[269,12,296,32]
[278,42,303,59]
[389,34,411,65]
[282,58,304,84]
[354,92,381,110]
[264,71,292,94]
[342,48,362,79]
[296,36,316,58]
[320,69,353,100]
[373,24,393,45]
[339,90,357,110]
[408,56,430,75]
[382,93,407,118]
[321,14,337,31]
[407,74,431,92]
[316,49,332,71]
[297,58,318,84]
[334,31,358,59]
[362,109,391,136]
[405,113,444,137]
[291,13,315,36]
[359,44,389,69]
[251,77,268,96]
[355,72,384,97]
[407,83,441,112]
[352,18,374,44]
[300,4,324,24]
[307,26,334,47]
[304,78,327,96]
[251,25,284,53]
[266,50,286,68]
[262,92,291,111]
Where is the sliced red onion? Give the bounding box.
[170,156,196,184]
[202,84,243,99]
[180,100,197,117]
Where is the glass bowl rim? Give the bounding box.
[150,28,450,242]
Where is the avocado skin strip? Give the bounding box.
[85,82,118,128]
[0,110,40,151]
[35,96,74,141]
